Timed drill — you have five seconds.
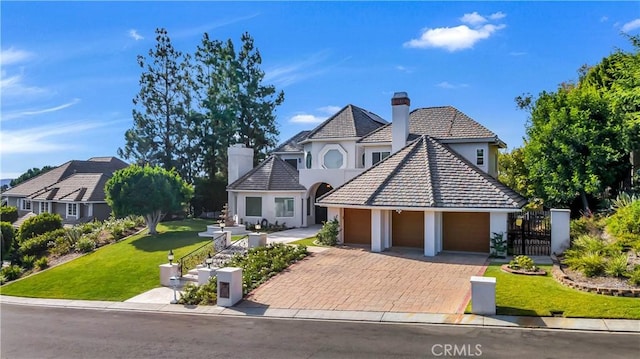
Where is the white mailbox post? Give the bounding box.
[217,267,243,307]
[470,276,496,315]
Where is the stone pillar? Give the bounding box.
[470,276,496,315]
[371,209,383,252]
[424,211,436,257]
[217,267,243,307]
[248,232,267,248]
[302,197,308,228]
[159,263,179,287]
[551,209,571,255]
[490,212,508,245]
[198,267,216,285]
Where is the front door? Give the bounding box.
[314,183,333,224]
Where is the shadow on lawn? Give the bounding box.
[131,221,209,253]
[495,306,543,317]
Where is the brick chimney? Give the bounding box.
[391,92,410,153]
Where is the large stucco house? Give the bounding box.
[227,92,526,256]
[2,157,129,224]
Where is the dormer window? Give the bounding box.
[319,144,347,169]
[372,151,390,165]
[476,149,484,166]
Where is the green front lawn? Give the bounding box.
[0,219,211,301]
[473,263,640,319]
[289,237,328,247]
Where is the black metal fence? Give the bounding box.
[507,210,551,256]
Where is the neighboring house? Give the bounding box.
[227,92,527,256]
[2,157,129,225]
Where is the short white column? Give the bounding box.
[302,197,308,228]
[197,267,216,285]
[470,276,496,315]
[551,209,571,255]
[217,267,243,307]
[222,230,232,246]
[248,233,267,248]
[159,263,179,287]
[371,209,383,252]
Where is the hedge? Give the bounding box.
[19,213,63,241]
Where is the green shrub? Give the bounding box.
[604,254,628,277]
[1,221,16,255]
[628,266,640,286]
[75,236,96,253]
[508,255,538,272]
[178,279,218,305]
[0,265,23,282]
[20,254,36,270]
[570,235,607,254]
[565,251,605,277]
[607,200,640,238]
[0,206,18,223]
[19,228,66,256]
[570,215,605,238]
[316,217,340,246]
[35,257,48,270]
[18,212,63,241]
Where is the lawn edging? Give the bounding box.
[551,255,640,297]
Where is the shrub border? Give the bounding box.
[551,255,640,297]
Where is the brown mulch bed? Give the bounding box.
[557,261,638,290]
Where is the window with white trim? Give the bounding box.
[476,149,484,166]
[21,199,32,211]
[245,197,262,217]
[319,144,347,169]
[40,202,50,213]
[67,203,78,218]
[275,197,294,217]
[372,151,391,165]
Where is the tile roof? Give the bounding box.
[3,157,129,202]
[318,135,527,209]
[359,106,499,143]
[272,130,311,153]
[306,105,387,140]
[227,155,306,191]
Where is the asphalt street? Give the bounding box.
[1,304,638,359]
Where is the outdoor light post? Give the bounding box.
[168,249,174,265]
[169,276,178,304]
[255,224,261,233]
[206,253,213,269]
[220,221,226,231]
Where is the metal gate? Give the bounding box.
[507,210,551,256]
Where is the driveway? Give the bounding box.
[240,247,488,314]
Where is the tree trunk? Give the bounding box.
[580,191,591,216]
[145,210,164,235]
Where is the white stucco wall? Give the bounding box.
[448,143,489,174]
[299,168,365,190]
[490,212,509,247]
[303,140,360,170]
[235,191,306,228]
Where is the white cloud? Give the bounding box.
[600,16,609,23]
[0,47,33,66]
[460,12,487,25]
[0,70,48,99]
[265,51,331,87]
[395,65,414,73]
[172,13,260,38]
[128,29,144,41]
[436,81,469,89]
[2,98,81,121]
[317,106,341,115]
[489,12,507,20]
[289,114,325,124]
[509,51,527,56]
[405,24,506,52]
[621,18,640,32]
[0,120,120,155]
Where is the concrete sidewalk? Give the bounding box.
[2,295,638,333]
[266,225,321,244]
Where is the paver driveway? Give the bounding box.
[240,246,488,313]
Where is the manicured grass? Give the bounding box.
[289,237,328,247]
[0,219,212,301]
[470,263,640,319]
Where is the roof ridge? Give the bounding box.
[266,157,277,190]
[304,104,350,139]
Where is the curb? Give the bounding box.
[2,295,638,333]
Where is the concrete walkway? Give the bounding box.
[1,295,638,333]
[266,225,321,244]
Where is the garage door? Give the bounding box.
[343,208,371,246]
[443,212,490,252]
[391,210,424,248]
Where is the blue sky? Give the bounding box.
[1,1,639,180]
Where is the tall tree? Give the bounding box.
[105,165,193,234]
[498,147,531,197]
[118,28,193,181]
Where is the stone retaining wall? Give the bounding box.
[551,256,640,297]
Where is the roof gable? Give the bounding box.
[306,105,387,140]
[319,135,526,209]
[227,155,306,191]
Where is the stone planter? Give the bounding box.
[500,264,547,276]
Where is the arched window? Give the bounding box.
[305,151,312,169]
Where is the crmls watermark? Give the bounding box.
[431,344,483,357]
